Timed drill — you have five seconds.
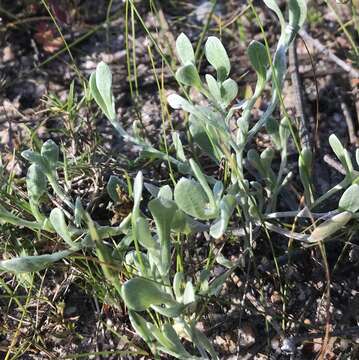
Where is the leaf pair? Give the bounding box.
[175,33,202,90]
[22,140,59,176]
[175,33,237,108]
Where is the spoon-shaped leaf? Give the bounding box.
[167,94,194,113]
[329,134,352,174]
[0,249,75,273]
[263,0,285,33]
[121,277,174,311]
[206,74,221,102]
[176,63,202,89]
[247,41,268,82]
[21,150,49,174]
[210,194,236,239]
[308,211,352,242]
[220,78,238,106]
[95,61,116,120]
[41,139,59,169]
[133,171,143,215]
[27,164,47,203]
[50,208,75,246]
[176,33,195,65]
[128,311,154,343]
[339,184,359,213]
[148,197,177,275]
[90,72,111,120]
[289,0,307,31]
[107,175,126,203]
[205,36,230,82]
[174,178,213,220]
[183,281,195,304]
[136,217,158,251]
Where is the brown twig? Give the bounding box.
[339,93,358,145]
[323,154,347,175]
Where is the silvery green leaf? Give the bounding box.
[148,198,177,275]
[191,326,219,360]
[161,323,191,358]
[149,324,175,354]
[208,269,231,296]
[128,311,154,343]
[205,74,221,102]
[136,217,158,251]
[183,281,195,304]
[263,0,286,32]
[172,132,186,162]
[151,303,186,318]
[74,197,85,228]
[279,117,291,149]
[41,139,59,169]
[213,181,224,202]
[308,211,352,242]
[124,249,147,268]
[95,61,116,120]
[339,184,359,213]
[247,149,266,177]
[174,178,213,220]
[273,45,286,87]
[247,40,268,81]
[26,164,47,203]
[176,33,195,65]
[49,208,75,246]
[260,147,275,168]
[199,269,210,293]
[329,134,352,173]
[216,253,234,269]
[266,117,281,149]
[173,271,184,301]
[90,72,111,120]
[67,80,75,112]
[0,249,74,273]
[209,194,236,239]
[289,0,307,31]
[175,63,202,90]
[21,150,49,173]
[299,147,313,205]
[205,36,230,82]
[158,185,173,200]
[144,182,159,198]
[149,323,188,358]
[121,277,174,311]
[189,121,220,161]
[189,159,217,211]
[167,94,194,113]
[220,78,238,106]
[133,171,143,211]
[107,175,125,203]
[171,209,207,234]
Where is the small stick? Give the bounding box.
[323,154,346,175]
[340,94,358,145]
[299,30,359,79]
